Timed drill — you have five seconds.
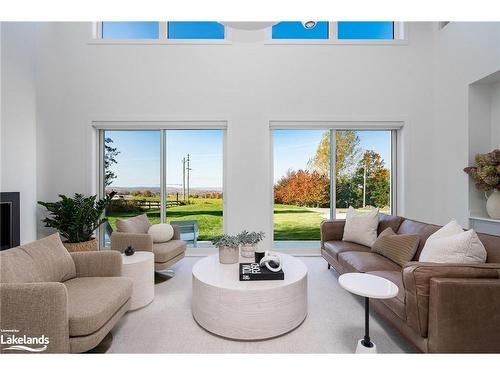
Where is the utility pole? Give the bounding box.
[186,154,191,204]
[182,157,186,203]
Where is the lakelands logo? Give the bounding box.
[1,329,49,352]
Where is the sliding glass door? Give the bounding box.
[100,129,224,248]
[335,130,392,219]
[165,130,224,246]
[273,130,331,247]
[273,129,395,248]
[103,131,161,246]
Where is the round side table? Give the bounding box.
[338,273,398,353]
[122,251,154,310]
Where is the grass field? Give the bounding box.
[273,204,324,240]
[107,197,388,241]
[107,198,223,241]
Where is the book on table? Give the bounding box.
[239,263,284,281]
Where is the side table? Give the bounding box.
[339,272,399,353]
[122,251,154,310]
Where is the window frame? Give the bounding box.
[95,121,228,250]
[90,22,231,45]
[265,22,407,45]
[269,120,401,249]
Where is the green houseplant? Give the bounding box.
[38,192,115,252]
[464,149,500,219]
[237,230,265,258]
[212,234,240,264]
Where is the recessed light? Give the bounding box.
[302,21,317,29]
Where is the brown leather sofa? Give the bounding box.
[321,214,500,353]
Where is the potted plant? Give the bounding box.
[464,149,500,219]
[38,192,115,252]
[212,234,240,264]
[237,230,265,258]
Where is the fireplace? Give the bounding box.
[1,192,20,250]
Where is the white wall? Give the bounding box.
[32,22,439,248]
[433,22,500,226]
[1,22,37,244]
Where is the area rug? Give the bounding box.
[109,256,415,353]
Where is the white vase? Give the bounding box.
[486,189,500,219]
[240,244,256,258]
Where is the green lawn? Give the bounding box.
[107,198,223,241]
[273,204,324,240]
[107,198,388,241]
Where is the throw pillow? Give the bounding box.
[426,219,463,241]
[116,214,152,234]
[342,206,379,247]
[371,227,420,267]
[419,221,487,264]
[148,223,174,243]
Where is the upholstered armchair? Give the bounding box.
[0,233,132,353]
[110,214,186,274]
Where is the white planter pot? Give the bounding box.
[218,246,239,264]
[240,244,256,258]
[486,189,500,219]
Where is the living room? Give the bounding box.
[1,0,499,373]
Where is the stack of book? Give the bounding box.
[239,263,284,281]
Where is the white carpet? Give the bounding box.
[109,256,415,353]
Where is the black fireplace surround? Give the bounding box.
[1,192,20,250]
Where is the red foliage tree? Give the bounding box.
[274,169,330,207]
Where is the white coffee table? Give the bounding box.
[122,251,154,310]
[192,253,308,340]
[339,272,399,353]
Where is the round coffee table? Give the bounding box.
[122,251,154,310]
[339,272,399,353]
[192,253,307,340]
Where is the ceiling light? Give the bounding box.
[302,21,317,29]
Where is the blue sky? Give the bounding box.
[105,129,389,188]
[105,130,223,189]
[273,130,391,183]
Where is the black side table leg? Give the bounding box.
[361,297,374,348]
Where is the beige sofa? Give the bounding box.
[0,233,132,353]
[110,214,186,272]
[321,214,500,353]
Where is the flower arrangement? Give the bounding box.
[464,149,500,191]
[237,230,265,245]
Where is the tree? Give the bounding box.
[354,150,390,208]
[308,130,361,177]
[104,137,120,187]
[274,169,330,207]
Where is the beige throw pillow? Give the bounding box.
[419,220,487,264]
[342,207,379,247]
[372,228,420,267]
[116,214,152,234]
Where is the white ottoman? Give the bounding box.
[122,251,154,310]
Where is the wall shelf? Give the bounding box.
[469,215,500,236]
[467,69,500,234]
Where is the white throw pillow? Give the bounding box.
[148,224,174,243]
[419,221,487,264]
[426,219,463,241]
[342,207,379,247]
